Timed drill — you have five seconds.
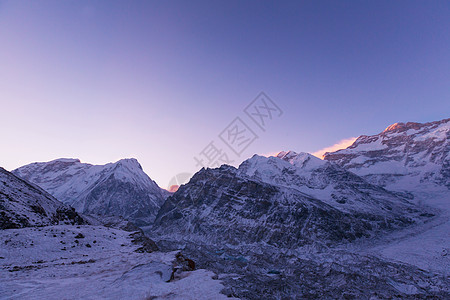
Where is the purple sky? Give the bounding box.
[1,0,449,187]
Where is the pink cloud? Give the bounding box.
[312,137,357,159]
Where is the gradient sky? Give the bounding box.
[1,0,449,188]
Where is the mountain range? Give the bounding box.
[150,118,449,298]
[154,152,426,249]
[2,117,449,299]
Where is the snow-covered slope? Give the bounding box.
[0,167,85,229]
[13,158,168,226]
[0,225,231,300]
[324,118,449,199]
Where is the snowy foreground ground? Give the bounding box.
[0,225,230,300]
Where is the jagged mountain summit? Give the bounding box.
[154,152,426,248]
[13,158,169,226]
[324,118,449,198]
[0,167,85,229]
[241,151,418,215]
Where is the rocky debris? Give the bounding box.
[74,233,85,239]
[53,207,86,226]
[121,221,142,232]
[155,240,449,299]
[131,231,159,253]
[168,252,196,282]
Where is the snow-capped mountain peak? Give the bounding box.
[13,158,169,226]
[239,151,327,181]
[324,118,449,201]
[277,150,327,170]
[115,158,143,170]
